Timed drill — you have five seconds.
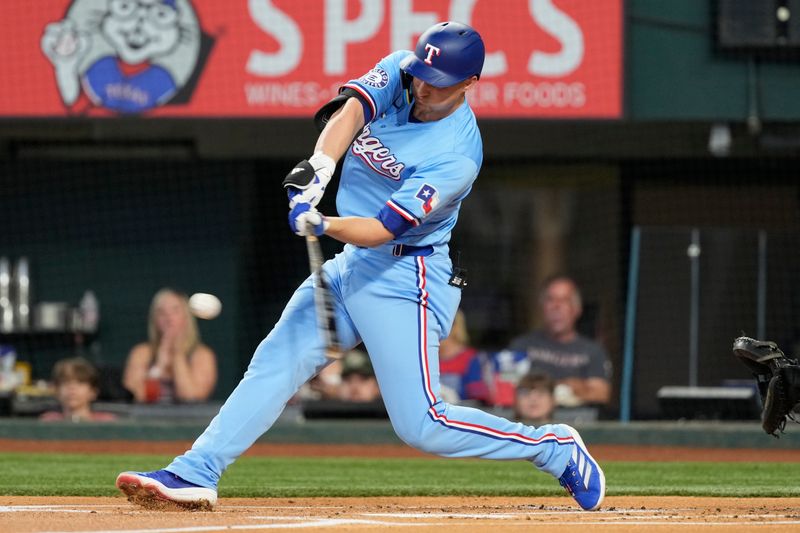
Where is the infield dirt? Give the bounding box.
[3,495,800,532]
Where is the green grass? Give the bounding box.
[1,453,799,498]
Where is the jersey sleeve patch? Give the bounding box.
[358,67,390,88]
[414,183,440,214]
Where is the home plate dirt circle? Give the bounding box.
[3,496,800,532]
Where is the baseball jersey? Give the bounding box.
[335,51,483,248]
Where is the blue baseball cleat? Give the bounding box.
[558,425,606,511]
[116,469,217,510]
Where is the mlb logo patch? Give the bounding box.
[415,184,439,214]
[358,67,390,88]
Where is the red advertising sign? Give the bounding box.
[1,0,621,118]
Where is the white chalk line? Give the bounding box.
[0,506,102,514]
[36,518,800,533]
[247,512,531,520]
[0,504,679,514]
[40,520,479,533]
[0,504,348,510]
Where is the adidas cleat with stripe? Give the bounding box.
[558,425,606,511]
[116,469,217,510]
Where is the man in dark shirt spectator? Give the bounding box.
[509,276,611,406]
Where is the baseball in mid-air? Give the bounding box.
[189,292,222,320]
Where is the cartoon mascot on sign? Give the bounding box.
[41,0,205,114]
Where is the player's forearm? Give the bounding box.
[314,97,365,162]
[325,216,394,247]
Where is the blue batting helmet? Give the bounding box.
[399,21,485,88]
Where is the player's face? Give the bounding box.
[541,280,581,339]
[412,76,477,120]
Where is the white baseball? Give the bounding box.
[189,293,222,320]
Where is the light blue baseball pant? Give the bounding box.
[167,244,575,489]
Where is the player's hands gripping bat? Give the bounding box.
[288,203,328,236]
[733,336,800,437]
[305,222,343,360]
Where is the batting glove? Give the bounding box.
[283,153,336,209]
[289,202,329,237]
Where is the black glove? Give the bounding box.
[733,336,800,437]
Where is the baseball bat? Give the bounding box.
[305,224,343,360]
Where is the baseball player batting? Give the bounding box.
[116,21,605,512]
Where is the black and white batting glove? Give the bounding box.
[283,153,336,209]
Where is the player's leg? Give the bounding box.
[117,255,359,505]
[344,250,603,510]
[345,252,572,467]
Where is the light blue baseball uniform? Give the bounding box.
[166,51,576,489]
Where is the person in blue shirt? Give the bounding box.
[115,21,605,512]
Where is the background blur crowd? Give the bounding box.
[32,275,611,425]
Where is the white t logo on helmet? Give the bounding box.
[423,43,441,65]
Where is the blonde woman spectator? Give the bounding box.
[40,357,117,422]
[123,288,217,403]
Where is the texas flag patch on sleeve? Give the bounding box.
[415,183,439,214]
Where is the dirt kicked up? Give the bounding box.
[2,495,800,532]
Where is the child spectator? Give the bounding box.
[514,372,556,425]
[338,349,380,403]
[40,357,117,422]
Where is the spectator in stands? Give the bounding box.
[437,310,522,407]
[123,288,217,403]
[338,349,380,403]
[296,359,343,402]
[40,357,117,422]
[439,309,480,403]
[513,372,556,425]
[508,275,611,406]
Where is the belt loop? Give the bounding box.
[392,244,403,257]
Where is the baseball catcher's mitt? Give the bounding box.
[733,336,800,437]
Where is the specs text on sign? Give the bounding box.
[246,0,584,79]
